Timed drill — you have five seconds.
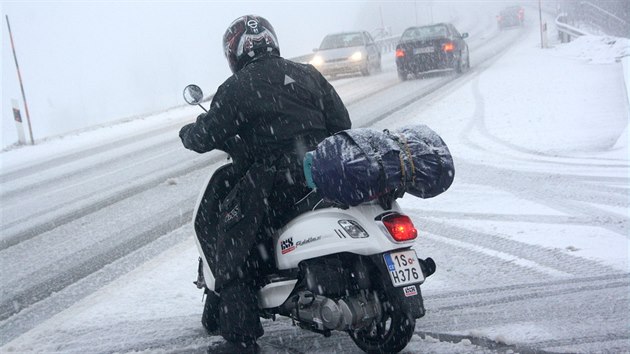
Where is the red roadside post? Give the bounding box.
[6,14,34,145]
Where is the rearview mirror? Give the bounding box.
[462,33,469,39]
[183,84,204,105]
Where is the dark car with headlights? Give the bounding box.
[395,23,470,81]
[310,31,381,78]
[498,6,525,29]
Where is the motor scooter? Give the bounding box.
[183,84,436,353]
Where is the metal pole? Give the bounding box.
[379,6,385,31]
[6,15,34,145]
[414,1,418,26]
[539,0,544,49]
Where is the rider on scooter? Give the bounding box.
[179,14,351,347]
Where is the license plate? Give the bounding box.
[414,47,434,54]
[383,250,424,287]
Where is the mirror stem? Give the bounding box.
[198,104,208,112]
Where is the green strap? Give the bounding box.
[303,151,317,189]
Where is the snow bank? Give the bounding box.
[553,35,630,64]
[553,35,630,151]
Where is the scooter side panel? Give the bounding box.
[193,172,217,291]
[274,203,413,270]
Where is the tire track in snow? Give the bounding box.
[0,200,194,322]
[406,209,602,226]
[0,134,181,201]
[456,160,629,236]
[419,218,622,276]
[426,273,629,300]
[416,277,629,353]
[0,226,193,346]
[531,333,630,352]
[431,279,629,312]
[417,274,629,351]
[0,152,218,251]
[1,117,191,183]
[415,331,558,354]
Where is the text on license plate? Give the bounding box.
[414,47,434,54]
[383,250,424,287]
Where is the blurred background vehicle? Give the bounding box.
[395,23,470,81]
[309,31,381,78]
[497,5,525,30]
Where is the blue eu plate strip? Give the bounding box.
[383,253,396,272]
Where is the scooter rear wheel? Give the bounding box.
[348,304,416,353]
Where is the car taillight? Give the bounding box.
[442,42,454,52]
[382,214,417,242]
[395,49,405,57]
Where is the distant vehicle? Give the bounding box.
[497,6,525,29]
[309,31,381,78]
[395,23,470,81]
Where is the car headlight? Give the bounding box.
[309,55,324,66]
[350,51,363,61]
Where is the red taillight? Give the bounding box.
[395,49,405,57]
[442,42,454,52]
[382,214,417,242]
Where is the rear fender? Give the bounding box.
[368,253,432,319]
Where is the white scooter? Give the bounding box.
[183,85,436,353]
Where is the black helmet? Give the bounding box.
[222,15,280,73]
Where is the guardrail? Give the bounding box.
[555,0,628,39]
[375,35,402,53]
[581,1,628,30]
[556,13,589,43]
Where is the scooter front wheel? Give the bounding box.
[348,305,416,353]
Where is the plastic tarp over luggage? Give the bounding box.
[304,125,454,206]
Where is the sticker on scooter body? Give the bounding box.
[403,285,418,297]
[383,250,424,287]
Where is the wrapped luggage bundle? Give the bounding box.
[304,125,454,206]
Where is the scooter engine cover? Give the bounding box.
[300,256,353,297]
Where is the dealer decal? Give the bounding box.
[281,237,295,254]
[403,285,418,297]
[281,236,322,254]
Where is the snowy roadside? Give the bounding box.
[0,104,202,173]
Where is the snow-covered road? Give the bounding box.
[1,5,628,354]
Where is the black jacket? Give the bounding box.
[179,54,351,167]
[181,54,350,288]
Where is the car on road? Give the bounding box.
[309,31,381,78]
[497,6,525,29]
[395,23,470,81]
